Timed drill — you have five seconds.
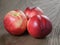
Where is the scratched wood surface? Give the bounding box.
[0,0,60,45]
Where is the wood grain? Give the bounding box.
[0,0,60,45]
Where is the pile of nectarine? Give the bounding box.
[3,7,52,38]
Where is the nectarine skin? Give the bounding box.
[3,10,27,35]
[24,7,44,19]
[27,15,52,38]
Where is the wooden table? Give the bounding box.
[0,0,60,45]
